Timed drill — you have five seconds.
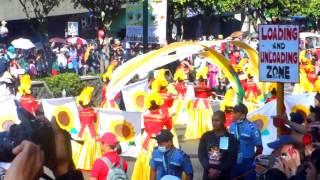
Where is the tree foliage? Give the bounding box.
[17,0,62,22]
[71,0,127,29]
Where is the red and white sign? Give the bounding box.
[259,24,299,83]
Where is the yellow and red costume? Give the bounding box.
[185,67,213,139]
[100,65,119,110]
[245,77,259,101]
[18,75,39,115]
[172,69,189,125]
[78,107,97,138]
[73,87,101,171]
[132,92,168,180]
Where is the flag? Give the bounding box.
[284,93,315,117]
[121,79,148,112]
[42,97,80,137]
[0,96,19,132]
[98,110,142,158]
[248,100,277,155]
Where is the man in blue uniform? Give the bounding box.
[229,103,263,180]
[150,129,193,180]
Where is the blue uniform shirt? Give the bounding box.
[150,147,193,180]
[229,119,262,159]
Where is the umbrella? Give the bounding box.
[11,38,35,49]
[67,37,87,45]
[49,37,67,44]
[230,31,249,38]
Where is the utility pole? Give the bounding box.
[143,0,148,53]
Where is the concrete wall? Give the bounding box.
[0,0,87,21]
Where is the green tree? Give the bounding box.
[71,0,127,30]
[17,0,63,40]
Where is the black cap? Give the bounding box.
[154,129,174,143]
[233,103,248,115]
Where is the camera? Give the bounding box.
[0,106,53,162]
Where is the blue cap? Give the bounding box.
[267,135,296,149]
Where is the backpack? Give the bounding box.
[100,157,129,180]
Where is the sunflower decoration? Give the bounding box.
[18,74,32,95]
[291,104,310,118]
[77,86,94,106]
[110,120,135,142]
[131,91,146,112]
[54,106,75,132]
[267,83,277,93]
[196,66,209,80]
[249,114,270,136]
[174,69,185,82]
[145,91,164,110]
[0,115,16,131]
[102,65,115,82]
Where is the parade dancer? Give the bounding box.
[172,68,188,125]
[100,64,119,110]
[185,66,213,139]
[73,86,101,171]
[18,74,39,115]
[131,92,173,180]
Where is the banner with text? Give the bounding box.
[259,24,299,83]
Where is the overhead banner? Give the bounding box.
[125,0,167,44]
[126,2,143,42]
[148,0,167,44]
[259,24,299,83]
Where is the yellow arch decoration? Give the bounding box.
[107,41,245,102]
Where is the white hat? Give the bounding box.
[160,175,180,180]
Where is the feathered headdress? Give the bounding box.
[102,65,115,82]
[77,86,94,106]
[196,66,209,80]
[154,69,166,80]
[18,74,31,95]
[174,69,185,81]
[144,91,163,109]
